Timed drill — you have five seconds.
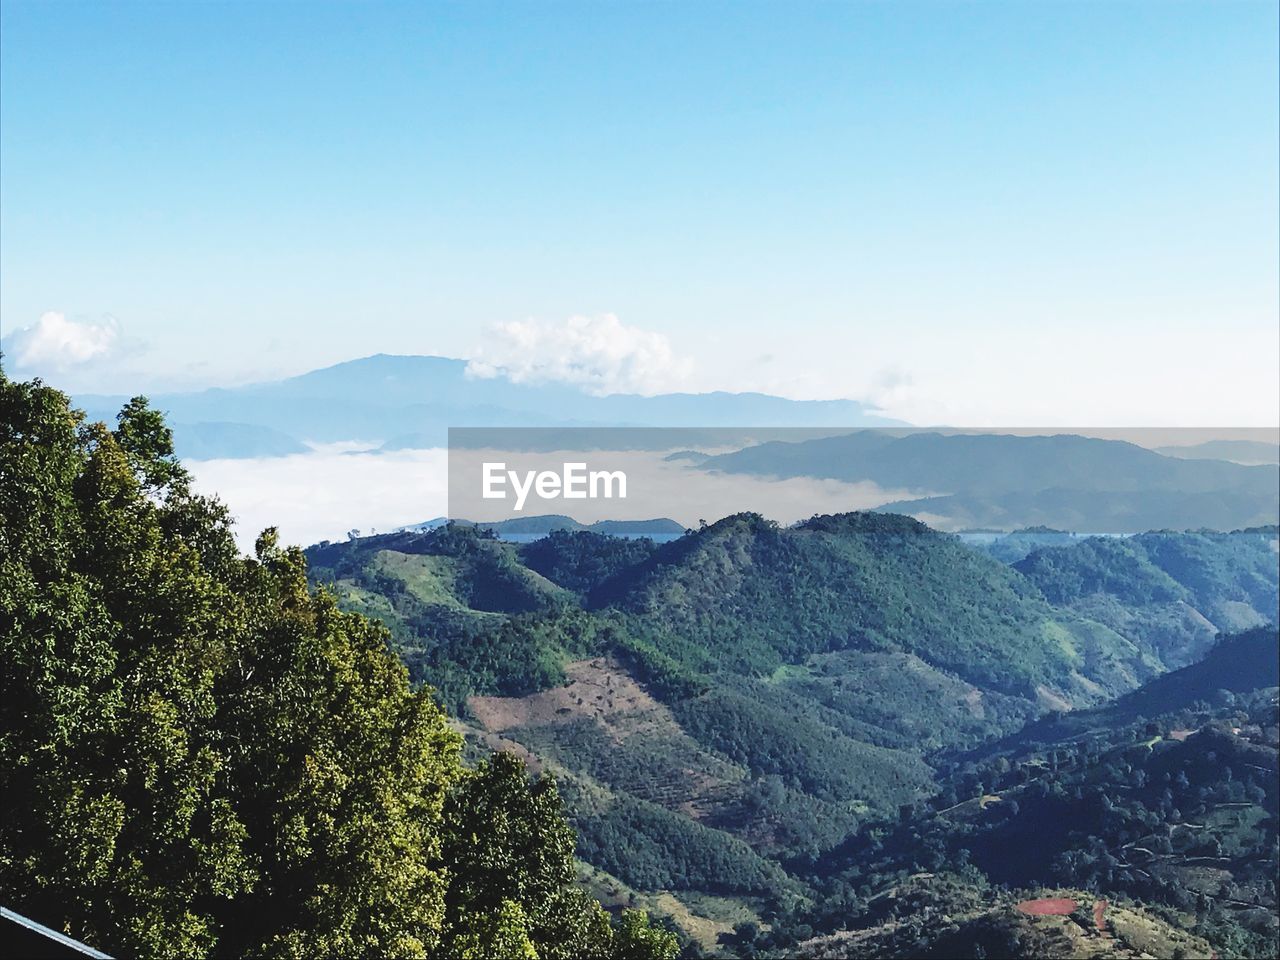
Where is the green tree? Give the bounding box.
[440,752,677,960]
[0,373,676,960]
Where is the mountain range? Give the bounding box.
[784,625,1279,959]
[75,354,900,458]
[74,355,1279,536]
[695,431,1280,532]
[1153,439,1280,465]
[303,514,1279,956]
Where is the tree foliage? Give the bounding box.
[0,372,676,960]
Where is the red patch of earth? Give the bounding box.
[1093,899,1108,933]
[1016,897,1077,916]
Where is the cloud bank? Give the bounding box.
[466,314,694,396]
[187,444,916,553]
[186,447,450,551]
[4,311,120,371]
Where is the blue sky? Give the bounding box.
[2,0,1276,424]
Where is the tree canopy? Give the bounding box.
[0,371,676,960]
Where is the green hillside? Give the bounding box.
[761,627,1279,959]
[302,512,1278,954]
[590,512,1085,697]
[306,526,587,709]
[791,874,1219,959]
[975,627,1280,758]
[1015,529,1279,670]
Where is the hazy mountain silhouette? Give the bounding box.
[76,354,901,456]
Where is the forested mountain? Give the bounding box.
[302,512,1278,957]
[588,512,1134,698]
[769,627,1279,959]
[1014,530,1278,670]
[973,626,1280,758]
[0,375,677,960]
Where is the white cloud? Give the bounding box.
[185,445,922,553]
[466,314,694,396]
[4,311,121,371]
[186,447,450,551]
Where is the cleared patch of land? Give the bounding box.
[469,658,665,734]
[1017,896,1079,916]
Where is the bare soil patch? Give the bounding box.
[468,658,664,734]
[1016,897,1078,916]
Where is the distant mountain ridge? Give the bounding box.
[75,354,901,457]
[1153,438,1280,465]
[699,430,1280,531]
[399,515,685,537]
